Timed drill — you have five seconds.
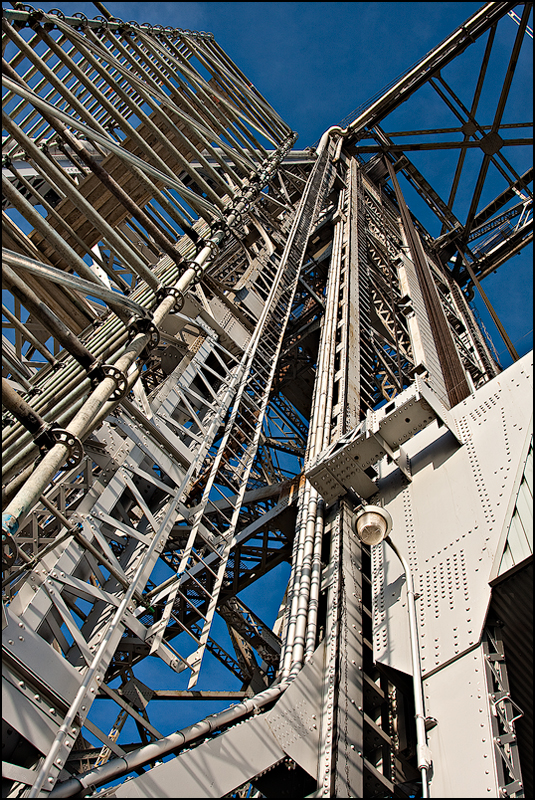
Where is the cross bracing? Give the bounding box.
[2,3,532,799]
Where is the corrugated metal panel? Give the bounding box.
[498,439,533,576]
[488,560,533,799]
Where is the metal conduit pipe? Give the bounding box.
[2,264,101,375]
[1,174,124,312]
[2,322,127,462]
[385,536,431,798]
[1,249,178,456]
[3,158,131,295]
[2,393,85,483]
[1,246,175,452]
[189,42,276,153]
[294,192,344,667]
[2,137,294,536]
[150,35,260,173]
[304,497,325,661]
[205,38,290,144]
[1,75,224,224]
[288,482,319,676]
[88,26,239,199]
[126,34,245,190]
[41,20,224,219]
[2,250,147,321]
[59,27,226,214]
[1,108,162,294]
[6,360,140,481]
[2,355,122,473]
[1,303,58,368]
[1,325,127,456]
[49,679,291,798]
[275,473,307,673]
[281,147,343,677]
[279,482,308,677]
[2,379,48,438]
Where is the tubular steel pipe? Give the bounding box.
[1,75,224,223]
[44,118,185,267]
[385,536,431,798]
[49,679,291,798]
[2,249,146,321]
[2,247,179,459]
[304,498,324,661]
[1,173,119,302]
[281,147,340,677]
[92,26,240,198]
[1,106,162,294]
[2,379,47,438]
[2,264,100,374]
[151,34,260,173]
[1,303,58,367]
[2,137,294,533]
[3,157,131,295]
[38,20,224,217]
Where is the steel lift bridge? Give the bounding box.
[1,2,533,797]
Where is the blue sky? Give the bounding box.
[11,0,531,364]
[2,0,533,761]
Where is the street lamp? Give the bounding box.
[352,505,392,545]
[352,504,432,799]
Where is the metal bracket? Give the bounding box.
[155,286,185,314]
[490,692,524,724]
[87,361,128,400]
[127,318,160,361]
[34,423,84,468]
[370,431,412,482]
[100,364,129,401]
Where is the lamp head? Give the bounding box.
[352,505,392,546]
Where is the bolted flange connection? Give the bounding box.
[155,286,185,314]
[127,318,160,361]
[34,423,84,469]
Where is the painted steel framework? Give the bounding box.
[2,2,532,798]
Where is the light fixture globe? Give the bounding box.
[352,505,393,546]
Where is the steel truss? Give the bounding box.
[2,3,532,799]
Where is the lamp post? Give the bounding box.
[352,505,432,798]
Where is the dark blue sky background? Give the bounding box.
[7,1,532,363]
[3,0,533,753]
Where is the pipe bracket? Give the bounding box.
[34,424,84,469]
[127,318,160,361]
[155,286,184,314]
[100,364,129,401]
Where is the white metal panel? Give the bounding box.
[424,645,499,798]
[373,352,533,675]
[112,715,285,798]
